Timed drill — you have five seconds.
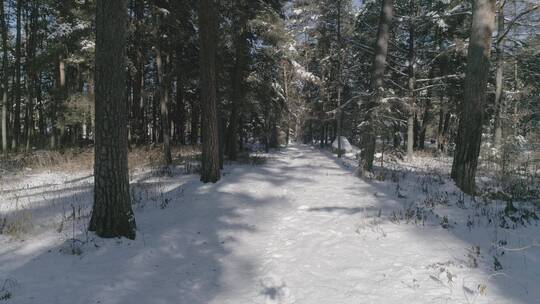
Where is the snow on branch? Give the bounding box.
[291,60,320,84]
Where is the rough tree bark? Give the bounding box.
[156,46,172,165]
[0,0,9,157]
[283,61,290,147]
[336,0,343,158]
[418,68,435,150]
[451,0,496,194]
[25,1,38,152]
[360,0,393,173]
[190,97,199,144]
[226,0,249,161]
[175,52,186,145]
[199,0,221,183]
[132,0,146,145]
[493,3,504,147]
[12,0,22,151]
[406,0,416,161]
[89,0,136,239]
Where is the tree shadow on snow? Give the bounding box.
[0,160,309,304]
[313,146,540,304]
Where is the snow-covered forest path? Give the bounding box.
[1,145,536,304]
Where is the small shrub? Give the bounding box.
[498,203,539,229]
[493,256,503,271]
[440,216,451,229]
[0,279,16,301]
[466,246,481,268]
[0,210,33,238]
[250,155,267,166]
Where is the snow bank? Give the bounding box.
[331,136,357,153]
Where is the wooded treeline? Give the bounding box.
[0,0,289,155]
[1,0,539,237]
[289,0,539,193]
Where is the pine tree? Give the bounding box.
[0,0,8,157]
[451,0,496,194]
[199,0,221,183]
[89,0,136,239]
[360,0,393,173]
[226,0,250,161]
[12,0,22,151]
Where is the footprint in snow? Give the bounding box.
[260,275,295,304]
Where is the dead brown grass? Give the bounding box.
[0,144,201,173]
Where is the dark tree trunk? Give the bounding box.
[283,61,290,147]
[36,75,45,141]
[156,48,172,165]
[336,0,343,158]
[51,52,66,149]
[418,69,435,150]
[190,96,199,144]
[360,0,393,173]
[0,0,9,156]
[218,114,225,169]
[126,71,133,144]
[451,0,495,194]
[413,114,420,148]
[89,0,136,240]
[132,0,145,145]
[226,0,249,161]
[25,2,38,152]
[493,4,504,147]
[437,99,451,153]
[393,123,401,148]
[406,0,416,160]
[12,0,22,151]
[418,98,432,150]
[175,53,186,145]
[199,0,221,183]
[152,89,159,143]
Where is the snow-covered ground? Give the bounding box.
[1,144,539,304]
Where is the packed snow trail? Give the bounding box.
[1,144,537,303]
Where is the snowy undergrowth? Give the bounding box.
[335,150,540,302]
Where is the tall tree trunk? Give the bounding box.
[493,3,504,147]
[190,96,199,144]
[12,0,22,151]
[360,0,393,173]
[25,2,38,152]
[152,90,158,143]
[419,97,432,150]
[283,61,290,147]
[126,70,133,144]
[336,0,343,158]
[175,53,186,145]
[132,0,145,145]
[226,0,249,161]
[451,0,496,194]
[89,0,136,239]
[53,51,67,148]
[156,48,172,165]
[406,0,416,160]
[36,77,45,143]
[0,0,9,157]
[418,68,434,150]
[199,0,221,183]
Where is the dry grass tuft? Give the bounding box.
[0,144,201,174]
